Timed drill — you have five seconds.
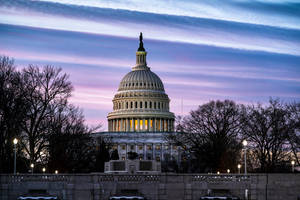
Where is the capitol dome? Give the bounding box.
[118,68,164,92]
[107,33,175,132]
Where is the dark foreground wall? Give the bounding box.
[0,173,299,200]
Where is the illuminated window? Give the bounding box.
[157,120,160,131]
[135,119,138,131]
[140,119,143,130]
[138,145,143,150]
[150,119,153,129]
[118,120,121,131]
[122,157,125,160]
[156,145,161,150]
[147,145,152,150]
[145,120,148,130]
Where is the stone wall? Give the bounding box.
[0,174,299,200]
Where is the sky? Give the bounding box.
[0,0,300,130]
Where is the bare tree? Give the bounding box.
[286,102,300,166]
[0,56,28,173]
[20,65,73,165]
[241,99,298,172]
[169,100,243,172]
[47,104,100,173]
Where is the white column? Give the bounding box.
[112,120,115,132]
[127,119,130,132]
[161,144,164,161]
[137,119,140,132]
[125,144,128,159]
[153,144,155,160]
[117,119,119,132]
[120,119,123,132]
[117,144,121,160]
[160,119,163,132]
[144,144,147,160]
[170,144,173,160]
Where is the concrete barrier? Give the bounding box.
[0,173,299,200]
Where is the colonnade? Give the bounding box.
[115,143,178,161]
[108,118,174,132]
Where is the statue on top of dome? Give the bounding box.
[138,32,145,52]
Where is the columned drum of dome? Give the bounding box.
[107,33,175,132]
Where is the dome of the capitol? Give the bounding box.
[118,68,164,92]
[107,33,175,132]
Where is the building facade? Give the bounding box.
[95,33,178,161]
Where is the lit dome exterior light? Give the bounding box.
[107,33,175,132]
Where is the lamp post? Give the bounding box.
[42,167,46,174]
[237,164,241,174]
[13,138,18,174]
[291,161,295,172]
[242,140,248,175]
[227,169,230,174]
[55,170,58,174]
[30,163,34,174]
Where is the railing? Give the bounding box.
[1,174,251,184]
[192,175,251,182]
[6,174,68,183]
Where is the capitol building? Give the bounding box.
[95,33,179,161]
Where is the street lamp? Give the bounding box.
[243,140,248,175]
[13,138,18,174]
[237,164,241,174]
[42,167,46,173]
[30,163,34,174]
[291,161,295,172]
[217,171,220,175]
[55,170,58,174]
[227,169,230,174]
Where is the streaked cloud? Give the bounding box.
[0,0,299,129]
